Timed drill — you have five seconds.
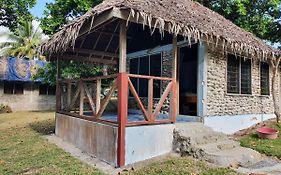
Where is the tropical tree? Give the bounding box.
[0,0,36,32]
[196,0,281,43]
[41,0,102,35]
[0,20,45,60]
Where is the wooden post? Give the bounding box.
[117,20,128,167]
[270,57,281,123]
[117,73,128,167]
[67,81,72,110]
[171,36,178,122]
[119,20,127,73]
[56,58,61,111]
[95,79,101,114]
[79,81,84,116]
[148,78,154,121]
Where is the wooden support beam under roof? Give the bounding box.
[58,55,118,65]
[78,10,117,38]
[67,48,119,58]
[119,20,127,73]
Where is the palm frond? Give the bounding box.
[0,20,44,59]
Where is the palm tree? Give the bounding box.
[0,20,45,60]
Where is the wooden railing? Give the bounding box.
[127,74,177,125]
[56,73,177,168]
[56,73,176,126]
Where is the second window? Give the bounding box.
[227,54,252,94]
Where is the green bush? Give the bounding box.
[0,104,12,114]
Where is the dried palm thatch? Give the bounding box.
[39,0,280,61]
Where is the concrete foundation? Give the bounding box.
[203,114,275,134]
[55,113,118,166]
[125,124,174,165]
[55,113,176,167]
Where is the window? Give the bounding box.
[129,53,162,98]
[227,54,251,94]
[260,62,270,95]
[39,84,56,95]
[4,81,24,94]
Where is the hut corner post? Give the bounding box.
[56,58,62,112]
[270,57,281,123]
[171,35,178,121]
[117,20,127,167]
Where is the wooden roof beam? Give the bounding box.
[78,10,117,38]
[67,48,119,58]
[58,55,118,65]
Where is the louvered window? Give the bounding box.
[260,62,270,95]
[227,55,252,94]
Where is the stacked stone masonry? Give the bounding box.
[206,47,279,116]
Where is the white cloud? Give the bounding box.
[32,20,49,41]
[0,26,11,43]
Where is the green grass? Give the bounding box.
[123,158,240,175]
[0,112,240,175]
[0,112,103,175]
[240,122,281,159]
[0,111,55,130]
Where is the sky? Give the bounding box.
[30,0,54,18]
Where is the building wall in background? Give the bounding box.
[0,81,55,111]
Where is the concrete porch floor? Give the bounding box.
[84,111,201,123]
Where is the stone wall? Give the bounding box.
[206,48,279,116]
[0,81,56,111]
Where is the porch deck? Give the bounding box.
[55,73,181,167]
[83,112,199,123]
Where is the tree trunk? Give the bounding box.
[271,59,281,123]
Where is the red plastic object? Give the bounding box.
[256,127,279,140]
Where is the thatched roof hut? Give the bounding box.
[39,0,280,61]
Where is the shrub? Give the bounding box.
[0,104,12,114]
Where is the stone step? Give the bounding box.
[238,159,281,175]
[197,140,240,152]
[201,146,263,167]
[173,123,281,175]
[174,123,229,146]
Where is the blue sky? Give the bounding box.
[30,0,54,18]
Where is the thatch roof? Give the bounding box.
[39,0,280,61]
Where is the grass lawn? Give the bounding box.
[240,122,281,159]
[0,112,240,175]
[123,158,240,175]
[0,112,103,175]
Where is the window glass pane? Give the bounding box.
[4,81,13,94]
[129,58,139,95]
[150,54,162,98]
[227,55,239,93]
[241,59,251,94]
[14,82,24,94]
[261,62,270,95]
[139,56,149,97]
[39,84,48,95]
[48,86,56,95]
[150,54,161,76]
